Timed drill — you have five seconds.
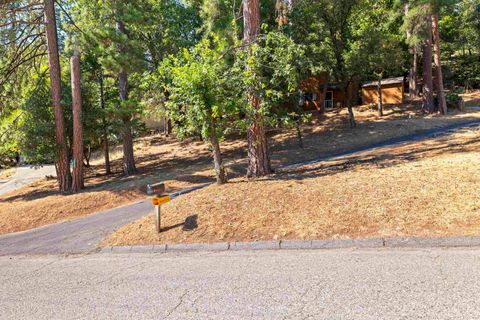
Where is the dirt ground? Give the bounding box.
[0,168,15,180]
[1,100,480,235]
[104,126,480,246]
[463,90,480,108]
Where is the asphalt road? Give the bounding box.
[0,165,56,196]
[1,248,480,319]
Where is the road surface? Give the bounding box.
[0,165,56,196]
[0,200,152,255]
[1,248,480,319]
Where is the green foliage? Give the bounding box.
[0,109,22,164]
[446,55,480,89]
[18,75,56,164]
[445,92,462,109]
[350,0,407,81]
[2,0,479,169]
[158,36,239,141]
[234,29,308,128]
[291,0,407,86]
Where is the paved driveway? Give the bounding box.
[0,200,152,255]
[1,248,480,319]
[0,165,56,196]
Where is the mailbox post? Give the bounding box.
[148,182,170,233]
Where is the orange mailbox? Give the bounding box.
[152,195,171,206]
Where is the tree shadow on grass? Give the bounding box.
[267,136,479,183]
[4,107,479,203]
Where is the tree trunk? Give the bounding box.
[422,15,434,113]
[409,47,418,99]
[116,19,136,176]
[103,137,111,175]
[343,84,356,128]
[209,131,226,185]
[377,77,383,117]
[244,0,272,178]
[70,50,84,192]
[44,0,71,192]
[98,74,111,175]
[83,145,91,167]
[247,110,272,177]
[432,14,447,115]
[295,122,303,148]
[121,120,136,175]
[405,3,418,100]
[164,117,172,136]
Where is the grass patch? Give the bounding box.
[103,126,480,246]
[0,168,16,180]
[1,104,480,235]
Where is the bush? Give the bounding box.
[445,93,462,110]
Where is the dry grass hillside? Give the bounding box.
[104,126,480,246]
[1,100,480,235]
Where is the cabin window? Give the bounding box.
[324,91,333,109]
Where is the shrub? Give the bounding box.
[445,93,462,109]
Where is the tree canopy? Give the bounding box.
[0,0,478,186]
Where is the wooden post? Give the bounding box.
[377,77,383,117]
[71,46,84,192]
[155,205,161,233]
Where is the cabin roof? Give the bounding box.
[362,76,404,88]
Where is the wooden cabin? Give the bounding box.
[299,73,359,112]
[362,77,405,105]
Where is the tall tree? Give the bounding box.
[244,0,272,177]
[158,37,239,184]
[70,46,84,192]
[355,0,404,117]
[115,15,136,175]
[404,3,419,99]
[44,0,71,191]
[422,11,434,113]
[431,12,447,114]
[291,0,360,127]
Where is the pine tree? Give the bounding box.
[44,0,71,191]
[244,0,273,178]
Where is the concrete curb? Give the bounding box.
[100,236,480,254]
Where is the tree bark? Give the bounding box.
[121,119,136,175]
[83,145,91,167]
[116,19,136,176]
[422,15,434,113]
[164,117,172,136]
[209,131,226,185]
[70,50,84,192]
[98,73,111,175]
[44,0,71,192]
[295,122,303,148]
[377,77,383,116]
[409,47,418,99]
[405,3,418,100]
[244,0,272,178]
[343,84,356,128]
[432,14,447,115]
